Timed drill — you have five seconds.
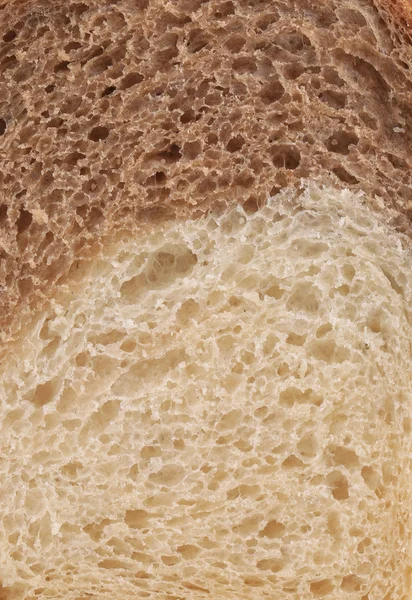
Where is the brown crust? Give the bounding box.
[1,0,412,343]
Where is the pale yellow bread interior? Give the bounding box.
[0,184,411,600]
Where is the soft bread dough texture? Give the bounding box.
[1,184,412,600]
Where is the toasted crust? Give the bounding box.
[0,0,412,343]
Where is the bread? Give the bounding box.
[1,1,412,599]
[2,184,412,600]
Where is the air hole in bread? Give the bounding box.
[16,208,32,234]
[0,204,7,225]
[283,61,305,80]
[88,126,109,141]
[310,578,334,597]
[232,56,257,73]
[275,30,312,53]
[341,573,364,592]
[225,34,246,53]
[187,28,210,53]
[271,144,301,169]
[183,140,202,159]
[120,71,144,90]
[260,77,285,104]
[226,135,245,153]
[333,166,359,184]
[327,470,349,500]
[102,85,116,97]
[297,433,318,458]
[319,89,346,109]
[326,130,359,154]
[87,54,112,76]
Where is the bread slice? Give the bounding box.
[1,184,412,599]
[1,1,412,599]
[1,0,412,340]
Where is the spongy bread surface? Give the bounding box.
[1,0,412,340]
[2,0,412,598]
[1,184,412,599]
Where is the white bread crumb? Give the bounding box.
[0,183,411,599]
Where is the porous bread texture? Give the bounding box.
[1,0,412,340]
[1,184,412,600]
